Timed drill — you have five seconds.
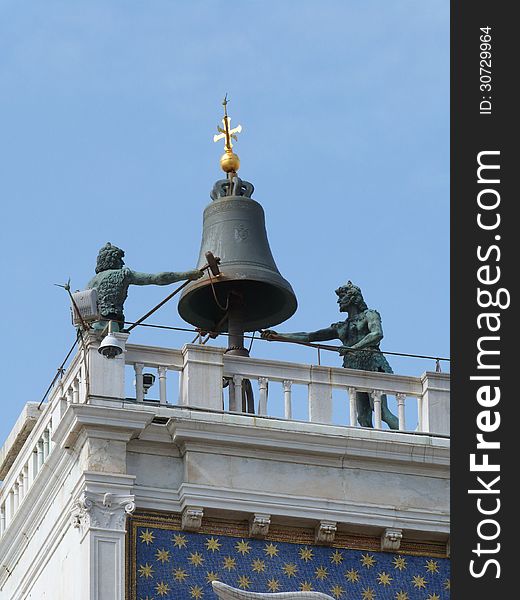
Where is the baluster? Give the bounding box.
[79,363,87,402]
[283,380,292,419]
[72,377,80,404]
[5,491,14,528]
[30,448,38,483]
[134,363,144,402]
[0,505,5,536]
[348,387,357,426]
[18,473,24,502]
[228,376,235,412]
[258,377,268,415]
[43,429,50,460]
[37,439,44,470]
[231,375,243,412]
[417,395,424,431]
[371,390,383,429]
[13,482,19,512]
[23,465,29,496]
[158,366,168,405]
[396,393,406,430]
[67,385,74,404]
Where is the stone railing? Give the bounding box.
[121,342,449,436]
[125,343,184,404]
[0,350,87,538]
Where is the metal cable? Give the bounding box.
[37,337,79,409]
[248,331,256,353]
[37,319,446,411]
[123,320,449,363]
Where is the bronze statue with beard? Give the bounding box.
[87,242,202,332]
[262,281,399,429]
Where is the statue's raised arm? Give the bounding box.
[128,269,202,286]
[86,242,202,332]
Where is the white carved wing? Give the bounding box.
[212,581,335,600]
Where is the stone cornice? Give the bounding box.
[166,410,449,473]
[0,403,41,480]
[130,482,449,536]
[53,403,154,450]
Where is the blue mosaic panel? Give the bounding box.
[133,527,450,600]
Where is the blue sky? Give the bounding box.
[0,1,449,443]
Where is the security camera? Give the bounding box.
[98,332,124,358]
[142,373,156,394]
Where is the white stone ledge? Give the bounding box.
[0,402,41,480]
[178,441,448,479]
[87,398,449,443]
[53,403,154,450]
[132,482,449,535]
[165,409,449,469]
[0,402,55,502]
[166,405,449,441]
[81,401,449,472]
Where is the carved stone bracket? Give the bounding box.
[249,513,271,539]
[181,506,204,532]
[315,520,337,545]
[71,491,135,533]
[381,527,403,551]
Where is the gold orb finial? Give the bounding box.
[213,94,242,174]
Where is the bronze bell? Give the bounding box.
[178,177,297,354]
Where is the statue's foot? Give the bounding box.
[383,412,399,430]
[357,415,373,428]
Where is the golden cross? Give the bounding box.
[213,94,242,151]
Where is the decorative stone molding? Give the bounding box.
[249,513,271,538]
[381,527,403,551]
[71,491,135,533]
[315,520,337,545]
[181,506,204,531]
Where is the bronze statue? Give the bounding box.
[87,243,202,332]
[262,281,399,429]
